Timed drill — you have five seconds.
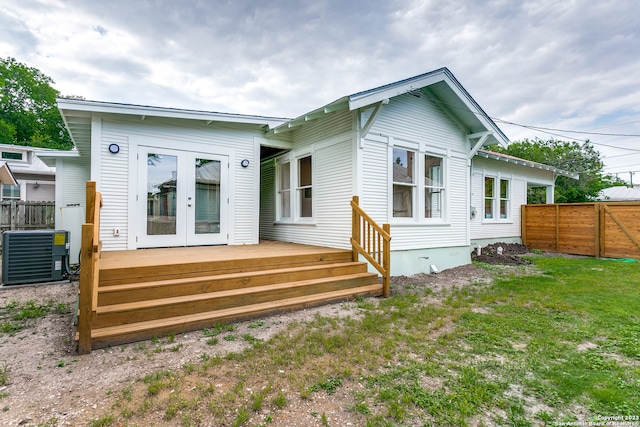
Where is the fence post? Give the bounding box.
[555,204,560,252]
[10,200,16,230]
[520,205,527,247]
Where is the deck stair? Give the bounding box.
[84,245,381,349]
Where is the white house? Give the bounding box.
[0,143,56,202]
[44,68,575,274]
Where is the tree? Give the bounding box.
[493,138,624,203]
[0,57,73,149]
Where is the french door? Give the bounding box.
[137,146,228,248]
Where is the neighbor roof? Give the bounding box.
[0,161,17,186]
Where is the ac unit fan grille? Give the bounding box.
[5,234,54,282]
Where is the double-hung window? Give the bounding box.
[1,183,20,201]
[392,148,415,218]
[277,162,291,219]
[297,156,313,218]
[392,148,446,221]
[276,154,313,221]
[484,176,510,220]
[424,155,444,218]
[499,178,510,219]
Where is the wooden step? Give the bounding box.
[92,273,378,329]
[97,262,369,306]
[99,250,353,286]
[87,283,383,349]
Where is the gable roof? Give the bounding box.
[271,67,509,146]
[0,161,17,186]
[476,149,579,179]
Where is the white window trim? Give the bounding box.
[483,173,512,223]
[274,149,316,224]
[1,150,25,162]
[389,144,449,225]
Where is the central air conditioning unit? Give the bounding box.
[2,230,70,286]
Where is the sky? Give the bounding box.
[2,0,640,182]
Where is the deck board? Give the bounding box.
[99,241,350,270]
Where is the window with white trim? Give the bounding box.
[1,151,23,161]
[1,184,20,200]
[392,148,415,218]
[499,178,510,219]
[297,155,313,218]
[484,176,495,219]
[277,161,291,219]
[484,176,510,220]
[276,154,313,221]
[424,154,444,218]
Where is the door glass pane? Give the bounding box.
[146,153,177,235]
[194,158,221,234]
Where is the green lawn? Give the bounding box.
[99,257,640,426]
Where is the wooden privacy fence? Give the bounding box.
[0,201,55,231]
[351,196,391,297]
[521,202,640,260]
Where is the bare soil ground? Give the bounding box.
[0,244,542,426]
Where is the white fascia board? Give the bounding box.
[56,99,289,128]
[348,73,447,110]
[34,149,80,159]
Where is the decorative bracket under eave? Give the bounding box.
[360,99,389,139]
[468,131,491,159]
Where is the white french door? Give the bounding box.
[137,146,228,248]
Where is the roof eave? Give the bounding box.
[56,99,289,129]
[475,150,579,180]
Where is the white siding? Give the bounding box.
[470,157,555,241]
[360,138,388,223]
[369,94,468,155]
[54,156,90,264]
[97,116,263,250]
[362,93,471,251]
[260,138,354,249]
[291,110,352,148]
[259,159,276,239]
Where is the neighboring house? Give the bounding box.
[0,143,56,202]
[43,68,574,275]
[598,186,640,201]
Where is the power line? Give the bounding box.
[425,96,640,152]
[492,119,640,137]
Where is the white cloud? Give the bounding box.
[1,0,640,176]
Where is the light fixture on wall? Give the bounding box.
[240,159,250,168]
[34,182,39,188]
[108,143,120,154]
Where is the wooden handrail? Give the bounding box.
[78,181,102,354]
[351,196,391,297]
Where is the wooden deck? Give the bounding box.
[81,241,382,350]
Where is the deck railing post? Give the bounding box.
[78,223,94,354]
[78,181,101,354]
[382,223,391,298]
[350,195,392,298]
[352,196,360,262]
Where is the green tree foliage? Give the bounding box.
[493,138,624,203]
[0,57,73,149]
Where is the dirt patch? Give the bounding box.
[471,242,532,265]
[0,245,535,426]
